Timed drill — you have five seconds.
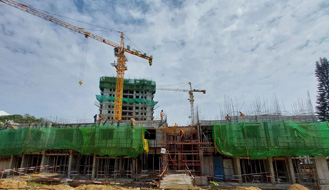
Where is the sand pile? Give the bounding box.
[36,184,74,190]
[75,184,125,190]
[235,187,262,190]
[289,184,309,190]
[0,180,27,189]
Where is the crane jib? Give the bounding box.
[1,0,153,121]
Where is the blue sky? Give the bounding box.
[1,0,329,125]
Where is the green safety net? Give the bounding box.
[0,125,149,157]
[99,76,156,93]
[96,95,158,106]
[213,121,329,159]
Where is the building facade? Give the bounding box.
[97,76,157,121]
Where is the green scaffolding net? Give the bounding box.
[96,95,158,106]
[99,76,156,93]
[0,125,149,157]
[213,121,329,159]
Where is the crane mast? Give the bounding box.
[188,82,195,125]
[157,83,206,125]
[0,0,153,121]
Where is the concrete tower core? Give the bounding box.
[97,76,157,121]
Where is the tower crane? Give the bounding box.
[0,0,153,121]
[157,82,206,125]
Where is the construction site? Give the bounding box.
[1,1,329,190]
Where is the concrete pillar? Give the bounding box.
[39,151,46,172]
[9,155,14,169]
[233,157,242,183]
[314,156,329,190]
[287,157,296,184]
[115,158,118,171]
[91,154,97,180]
[67,150,73,178]
[268,157,276,184]
[20,154,26,168]
[199,150,204,176]
[119,157,123,175]
[132,158,136,179]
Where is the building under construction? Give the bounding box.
[97,77,157,121]
[1,78,329,190]
[2,0,329,189]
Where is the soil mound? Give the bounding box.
[289,184,309,190]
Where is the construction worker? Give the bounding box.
[225,114,231,121]
[174,123,178,127]
[160,110,164,121]
[97,114,104,122]
[130,118,136,126]
[180,130,185,142]
[93,114,97,123]
[240,112,245,117]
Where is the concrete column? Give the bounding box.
[287,157,296,184]
[233,157,242,183]
[132,158,136,179]
[115,158,118,171]
[67,150,73,178]
[20,154,26,168]
[199,150,204,176]
[91,154,97,180]
[119,157,123,175]
[314,156,329,190]
[9,155,14,169]
[39,151,46,172]
[268,157,276,184]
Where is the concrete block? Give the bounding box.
[195,176,208,186]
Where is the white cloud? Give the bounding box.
[0,0,328,125]
[0,111,9,116]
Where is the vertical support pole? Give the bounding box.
[20,154,25,168]
[233,157,242,183]
[40,151,46,172]
[67,150,73,178]
[119,157,123,177]
[91,153,96,180]
[268,157,276,184]
[132,158,136,179]
[9,155,14,169]
[314,156,329,190]
[199,150,204,176]
[287,157,296,184]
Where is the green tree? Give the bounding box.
[315,57,329,121]
[0,114,45,124]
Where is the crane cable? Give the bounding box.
[35,6,146,54]
[79,39,89,86]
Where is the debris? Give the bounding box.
[36,184,74,190]
[75,184,123,190]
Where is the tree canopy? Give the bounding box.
[0,114,45,124]
[315,57,329,121]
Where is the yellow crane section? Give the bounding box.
[0,0,153,121]
[157,82,206,125]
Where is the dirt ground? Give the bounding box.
[0,180,136,190]
[0,180,311,190]
[234,187,262,190]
